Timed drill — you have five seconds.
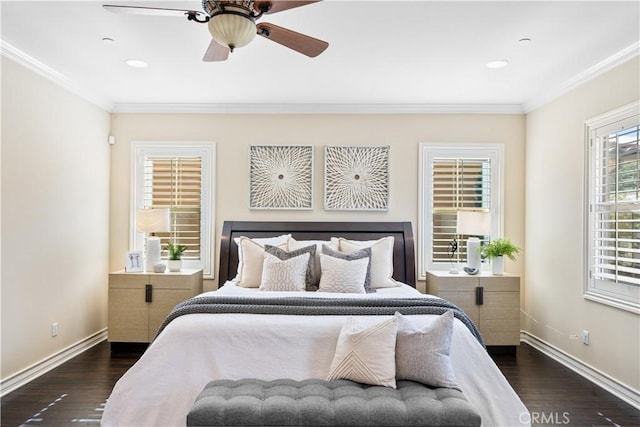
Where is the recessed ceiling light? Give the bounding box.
[126,59,149,68]
[486,59,509,69]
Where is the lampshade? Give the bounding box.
[457,211,491,236]
[457,211,491,271]
[136,208,170,233]
[208,11,256,49]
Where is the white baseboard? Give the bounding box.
[521,331,640,410]
[1,328,108,397]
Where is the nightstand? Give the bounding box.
[108,269,203,344]
[425,270,520,351]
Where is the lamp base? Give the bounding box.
[145,236,161,272]
[466,237,482,271]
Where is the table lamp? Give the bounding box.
[457,211,491,272]
[136,208,170,272]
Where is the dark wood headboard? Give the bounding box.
[218,221,416,288]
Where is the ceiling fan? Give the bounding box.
[103,1,329,62]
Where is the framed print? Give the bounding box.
[249,145,313,209]
[324,145,390,211]
[125,251,143,272]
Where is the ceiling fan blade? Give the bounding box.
[103,4,207,19]
[254,1,320,14]
[203,39,230,62]
[257,23,328,57]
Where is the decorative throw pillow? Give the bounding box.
[321,244,374,293]
[394,311,459,389]
[264,244,317,291]
[327,316,398,388]
[235,236,289,287]
[338,236,401,288]
[318,254,368,294]
[259,252,310,292]
[288,238,340,289]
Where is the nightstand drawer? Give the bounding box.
[108,269,203,343]
[426,271,521,348]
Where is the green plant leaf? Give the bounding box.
[481,238,520,261]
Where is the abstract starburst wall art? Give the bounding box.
[324,145,389,211]
[249,145,313,209]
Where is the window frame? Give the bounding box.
[584,101,640,314]
[131,141,216,278]
[418,143,504,279]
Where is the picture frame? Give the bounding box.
[324,145,390,211]
[249,145,314,210]
[125,251,143,272]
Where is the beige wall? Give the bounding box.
[525,57,640,391]
[1,58,111,379]
[109,113,526,292]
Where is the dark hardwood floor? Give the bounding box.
[1,342,638,426]
[491,345,639,426]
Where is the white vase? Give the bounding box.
[492,256,504,275]
[167,259,182,272]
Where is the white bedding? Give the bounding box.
[102,283,529,426]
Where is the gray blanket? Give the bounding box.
[155,295,484,346]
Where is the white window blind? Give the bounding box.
[132,142,215,277]
[587,102,639,313]
[143,156,202,262]
[432,158,491,263]
[418,143,503,277]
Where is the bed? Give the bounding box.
[101,221,529,426]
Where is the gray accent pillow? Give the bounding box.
[321,244,375,293]
[394,311,459,389]
[264,244,317,291]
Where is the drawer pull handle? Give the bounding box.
[145,284,153,303]
[476,286,484,305]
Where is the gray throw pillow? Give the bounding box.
[264,244,317,291]
[394,311,459,389]
[321,245,375,293]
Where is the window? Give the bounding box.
[586,102,639,313]
[418,143,503,278]
[132,142,215,278]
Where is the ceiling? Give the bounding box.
[1,1,639,113]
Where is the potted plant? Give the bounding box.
[166,242,187,272]
[481,238,520,275]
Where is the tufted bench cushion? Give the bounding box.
[186,378,481,426]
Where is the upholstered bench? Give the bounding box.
[186,378,481,426]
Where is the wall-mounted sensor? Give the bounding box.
[108,136,116,145]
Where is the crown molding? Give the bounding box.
[3,37,637,116]
[0,39,114,112]
[111,102,524,114]
[523,41,640,113]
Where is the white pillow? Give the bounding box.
[234,235,289,287]
[265,244,317,291]
[338,236,401,288]
[395,311,458,389]
[259,252,310,292]
[318,253,368,294]
[288,237,339,288]
[326,316,398,388]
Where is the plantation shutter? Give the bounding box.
[143,156,202,262]
[432,158,491,263]
[590,124,640,289]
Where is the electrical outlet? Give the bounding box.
[582,330,589,345]
[52,322,58,337]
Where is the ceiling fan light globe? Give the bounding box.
[208,14,256,49]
